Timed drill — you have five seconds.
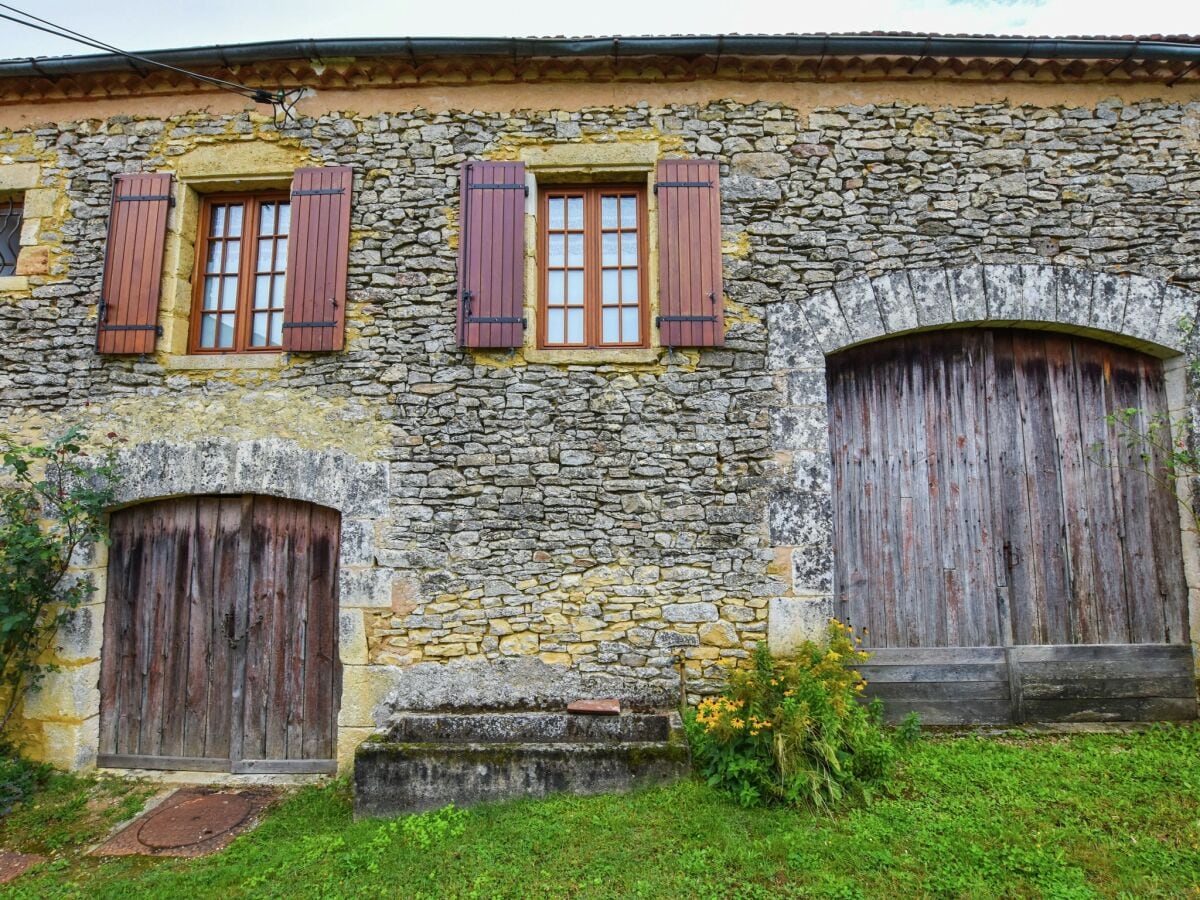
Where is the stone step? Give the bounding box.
[353,710,690,817]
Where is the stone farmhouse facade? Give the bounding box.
[1,34,1199,774]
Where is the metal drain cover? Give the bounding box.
[137,794,252,849]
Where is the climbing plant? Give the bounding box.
[0,428,120,739]
[1105,408,1200,533]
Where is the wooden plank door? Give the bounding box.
[98,495,341,773]
[828,328,1189,650]
[235,497,341,774]
[828,330,1004,647]
[98,497,242,770]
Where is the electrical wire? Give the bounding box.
[0,2,287,105]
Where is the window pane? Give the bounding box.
[547,307,564,343]
[278,203,291,235]
[620,196,637,228]
[602,269,618,302]
[602,233,618,266]
[602,307,619,343]
[272,276,285,308]
[548,234,564,267]
[259,203,275,235]
[217,314,235,348]
[601,196,618,229]
[221,276,238,310]
[622,307,639,344]
[548,197,564,230]
[276,236,288,269]
[256,237,273,271]
[567,234,584,266]
[227,204,244,237]
[202,277,220,311]
[269,312,283,347]
[205,239,220,273]
[254,275,271,309]
[567,197,583,229]
[567,308,584,343]
[566,270,584,305]
[548,272,564,304]
[210,205,226,236]
[223,240,240,272]
[251,312,269,347]
[199,313,217,347]
[621,233,638,266]
[621,269,638,303]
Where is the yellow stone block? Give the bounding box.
[0,162,40,192]
[539,652,572,666]
[21,188,56,218]
[338,666,400,729]
[339,609,369,665]
[699,622,740,648]
[336,726,375,773]
[22,661,99,721]
[499,632,539,656]
[41,717,99,770]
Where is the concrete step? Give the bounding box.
[353,710,691,817]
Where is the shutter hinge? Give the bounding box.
[653,180,713,194]
[99,324,163,335]
[116,193,174,205]
[282,321,337,328]
[469,182,529,196]
[292,188,346,197]
[657,315,718,326]
[461,291,525,327]
[466,316,527,325]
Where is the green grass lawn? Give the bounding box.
[3,726,1199,898]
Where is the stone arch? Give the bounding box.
[768,265,1200,365]
[108,437,388,518]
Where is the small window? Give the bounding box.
[190,193,290,353]
[0,197,23,277]
[538,185,648,348]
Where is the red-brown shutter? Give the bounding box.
[283,166,353,352]
[96,173,172,354]
[656,159,724,348]
[457,160,526,348]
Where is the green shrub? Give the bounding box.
[0,752,51,817]
[685,620,918,809]
[0,427,119,739]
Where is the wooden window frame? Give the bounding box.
[188,192,290,354]
[537,184,650,350]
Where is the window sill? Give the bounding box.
[524,347,662,365]
[0,275,29,293]
[162,353,285,371]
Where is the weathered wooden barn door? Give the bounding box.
[98,496,341,772]
[827,328,1195,723]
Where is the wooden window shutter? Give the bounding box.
[656,159,724,348]
[457,160,527,348]
[97,173,172,354]
[283,166,353,352]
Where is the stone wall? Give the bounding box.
[3,88,1200,766]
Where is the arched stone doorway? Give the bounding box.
[767,266,1200,723]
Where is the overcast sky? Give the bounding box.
[0,0,1194,60]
